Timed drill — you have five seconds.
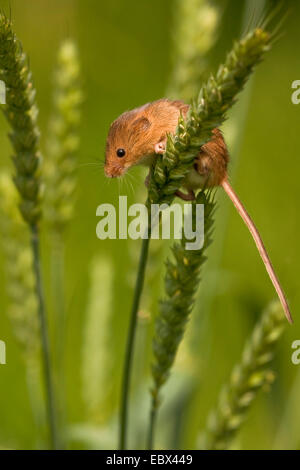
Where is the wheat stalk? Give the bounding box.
[0,14,58,449]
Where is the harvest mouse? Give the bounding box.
[104,99,292,323]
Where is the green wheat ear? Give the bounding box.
[0,173,39,358]
[200,300,286,450]
[44,38,82,233]
[151,190,215,407]
[0,172,45,430]
[148,27,271,206]
[0,13,59,448]
[0,14,41,225]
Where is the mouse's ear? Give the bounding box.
[131,116,151,133]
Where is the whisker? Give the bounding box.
[122,175,130,195]
[126,172,138,184]
[124,174,135,196]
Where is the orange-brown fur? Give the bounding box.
[105,99,229,187]
[195,128,229,187]
[104,99,292,323]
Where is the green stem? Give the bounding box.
[147,399,157,450]
[52,237,65,363]
[31,224,58,450]
[51,236,67,446]
[119,232,151,450]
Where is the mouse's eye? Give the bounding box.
[116,148,126,158]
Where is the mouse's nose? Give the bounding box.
[104,166,112,178]
[104,164,122,178]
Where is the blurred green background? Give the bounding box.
[0,0,299,450]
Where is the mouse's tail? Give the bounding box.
[221,178,293,324]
